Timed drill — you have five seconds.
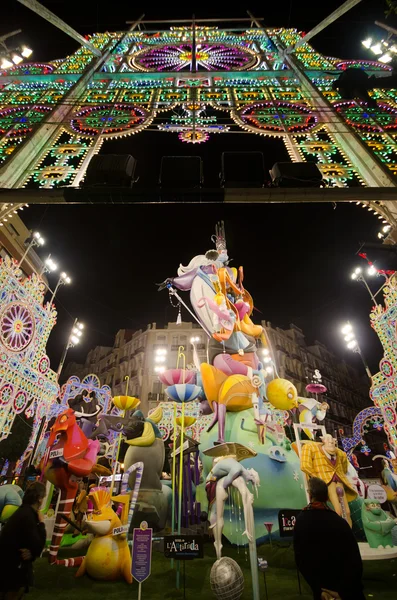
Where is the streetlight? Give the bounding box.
[49,271,71,303]
[57,319,84,379]
[19,231,45,271]
[40,255,57,276]
[378,224,392,240]
[0,30,32,70]
[350,265,388,306]
[340,322,372,379]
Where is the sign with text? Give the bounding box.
[132,526,152,583]
[367,484,388,505]
[112,524,129,536]
[278,509,301,538]
[49,448,64,459]
[164,535,204,560]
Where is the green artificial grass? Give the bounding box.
[28,543,396,599]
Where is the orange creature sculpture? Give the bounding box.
[42,408,100,566]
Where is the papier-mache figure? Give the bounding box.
[297,396,329,439]
[203,442,259,559]
[361,498,397,549]
[300,434,357,527]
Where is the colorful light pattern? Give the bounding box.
[131,43,258,72]
[0,25,395,186]
[233,101,317,135]
[340,406,383,458]
[369,275,397,452]
[0,256,58,451]
[69,104,153,137]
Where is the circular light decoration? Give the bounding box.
[233,101,317,136]
[13,391,28,414]
[178,129,209,143]
[0,63,54,76]
[131,43,259,72]
[0,105,52,136]
[334,101,397,132]
[0,383,14,407]
[0,302,35,352]
[69,104,153,138]
[38,355,50,375]
[336,60,392,72]
[380,358,394,378]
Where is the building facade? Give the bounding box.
[264,321,370,437]
[64,319,370,433]
[62,322,207,414]
[0,211,44,277]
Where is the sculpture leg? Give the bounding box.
[328,482,352,527]
[206,402,219,432]
[210,478,228,559]
[232,476,254,542]
[217,404,226,444]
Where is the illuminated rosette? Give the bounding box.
[158,369,196,386]
[176,416,196,428]
[165,384,201,403]
[112,395,140,411]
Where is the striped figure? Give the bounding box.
[43,408,99,566]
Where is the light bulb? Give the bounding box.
[362,38,372,49]
[78,323,84,330]
[341,324,352,335]
[21,47,33,58]
[1,58,13,69]
[347,340,357,350]
[11,54,23,65]
[71,335,79,344]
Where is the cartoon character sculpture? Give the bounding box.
[68,391,102,437]
[300,434,357,527]
[203,443,259,559]
[361,498,397,548]
[0,484,23,522]
[159,222,283,444]
[76,488,132,582]
[42,408,100,566]
[297,397,329,439]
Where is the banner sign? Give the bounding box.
[49,448,64,459]
[132,523,153,583]
[164,535,204,560]
[278,509,301,537]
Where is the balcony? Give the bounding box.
[120,356,129,364]
[134,346,145,355]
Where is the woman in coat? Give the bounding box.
[0,482,46,600]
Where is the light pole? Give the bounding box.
[19,231,45,271]
[341,322,372,380]
[56,319,84,379]
[40,255,57,276]
[49,271,71,303]
[350,265,388,306]
[0,30,32,70]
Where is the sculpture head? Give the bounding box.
[84,488,121,536]
[321,434,337,456]
[48,408,77,446]
[364,498,382,516]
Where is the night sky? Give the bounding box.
[3,1,397,375]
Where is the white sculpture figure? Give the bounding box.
[203,443,259,559]
[297,397,329,439]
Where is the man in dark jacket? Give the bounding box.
[294,477,365,600]
[0,481,46,599]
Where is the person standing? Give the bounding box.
[0,481,46,600]
[294,477,365,600]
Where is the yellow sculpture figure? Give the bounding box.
[300,434,357,527]
[76,488,132,583]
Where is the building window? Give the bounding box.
[152,381,162,395]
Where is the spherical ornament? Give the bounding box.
[112,395,140,411]
[267,378,298,410]
[0,302,35,352]
[210,557,244,600]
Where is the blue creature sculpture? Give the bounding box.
[0,484,24,522]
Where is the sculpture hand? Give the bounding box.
[156,278,173,291]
